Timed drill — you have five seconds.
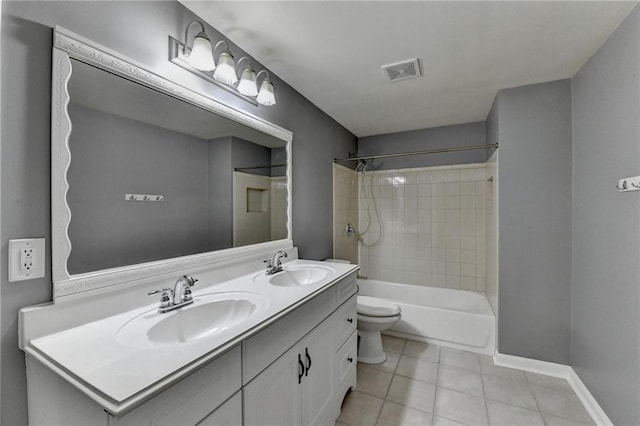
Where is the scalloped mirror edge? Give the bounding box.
[51,26,293,299]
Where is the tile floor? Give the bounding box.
[336,336,594,426]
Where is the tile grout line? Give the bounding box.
[372,339,407,425]
[527,377,595,425]
[478,365,554,418]
[479,363,491,426]
[523,371,550,426]
[345,342,591,426]
[431,345,441,420]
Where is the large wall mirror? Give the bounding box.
[51,27,292,298]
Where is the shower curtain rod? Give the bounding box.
[234,164,286,172]
[333,143,498,163]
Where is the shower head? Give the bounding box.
[361,158,374,173]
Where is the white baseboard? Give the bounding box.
[494,353,571,378]
[566,369,612,426]
[494,352,612,426]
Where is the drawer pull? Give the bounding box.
[305,347,312,376]
[347,357,353,363]
[298,353,305,384]
[347,318,353,323]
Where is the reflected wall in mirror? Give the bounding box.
[65,59,289,275]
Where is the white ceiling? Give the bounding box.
[181,1,636,137]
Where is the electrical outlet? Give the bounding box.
[9,238,45,282]
[20,246,34,271]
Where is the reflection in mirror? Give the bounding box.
[66,59,288,275]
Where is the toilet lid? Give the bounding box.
[357,295,401,317]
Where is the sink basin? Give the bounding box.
[268,266,334,287]
[117,292,266,347]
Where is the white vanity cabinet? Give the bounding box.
[333,295,358,400]
[25,345,242,426]
[112,347,242,426]
[243,274,357,426]
[244,312,336,426]
[22,269,357,426]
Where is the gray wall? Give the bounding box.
[208,137,233,251]
[496,79,573,364]
[1,2,356,425]
[357,121,486,170]
[67,107,283,273]
[485,100,498,160]
[271,147,286,177]
[571,5,640,425]
[67,104,210,273]
[232,137,272,177]
[207,136,283,250]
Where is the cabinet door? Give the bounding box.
[197,392,242,426]
[243,288,334,383]
[301,323,336,426]
[244,346,303,426]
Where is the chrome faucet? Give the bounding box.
[148,274,199,313]
[264,250,288,275]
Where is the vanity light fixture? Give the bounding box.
[183,21,215,71]
[236,57,258,97]
[256,70,276,106]
[168,21,276,106]
[212,41,238,85]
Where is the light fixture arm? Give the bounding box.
[236,56,253,73]
[183,21,207,55]
[256,69,271,84]
[213,40,231,59]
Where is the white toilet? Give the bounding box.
[356,295,401,364]
[324,259,402,364]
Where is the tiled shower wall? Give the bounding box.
[333,164,359,264]
[233,172,288,246]
[358,163,489,291]
[270,176,288,241]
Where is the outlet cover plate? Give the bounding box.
[9,238,45,282]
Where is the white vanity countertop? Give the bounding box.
[25,259,358,414]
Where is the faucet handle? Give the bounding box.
[263,259,273,268]
[183,285,193,302]
[148,287,172,296]
[148,288,172,309]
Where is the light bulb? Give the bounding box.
[187,32,215,71]
[213,51,238,85]
[256,79,276,106]
[237,68,258,97]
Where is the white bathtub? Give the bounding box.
[357,279,496,355]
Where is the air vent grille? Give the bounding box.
[382,58,422,82]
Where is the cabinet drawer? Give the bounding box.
[333,295,357,348]
[243,287,335,383]
[114,346,241,426]
[335,273,357,306]
[336,331,357,392]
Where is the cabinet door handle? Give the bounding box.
[305,347,312,376]
[347,357,353,363]
[347,318,353,323]
[298,353,305,384]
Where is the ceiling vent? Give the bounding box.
[381,58,422,82]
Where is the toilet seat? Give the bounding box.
[357,295,401,317]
